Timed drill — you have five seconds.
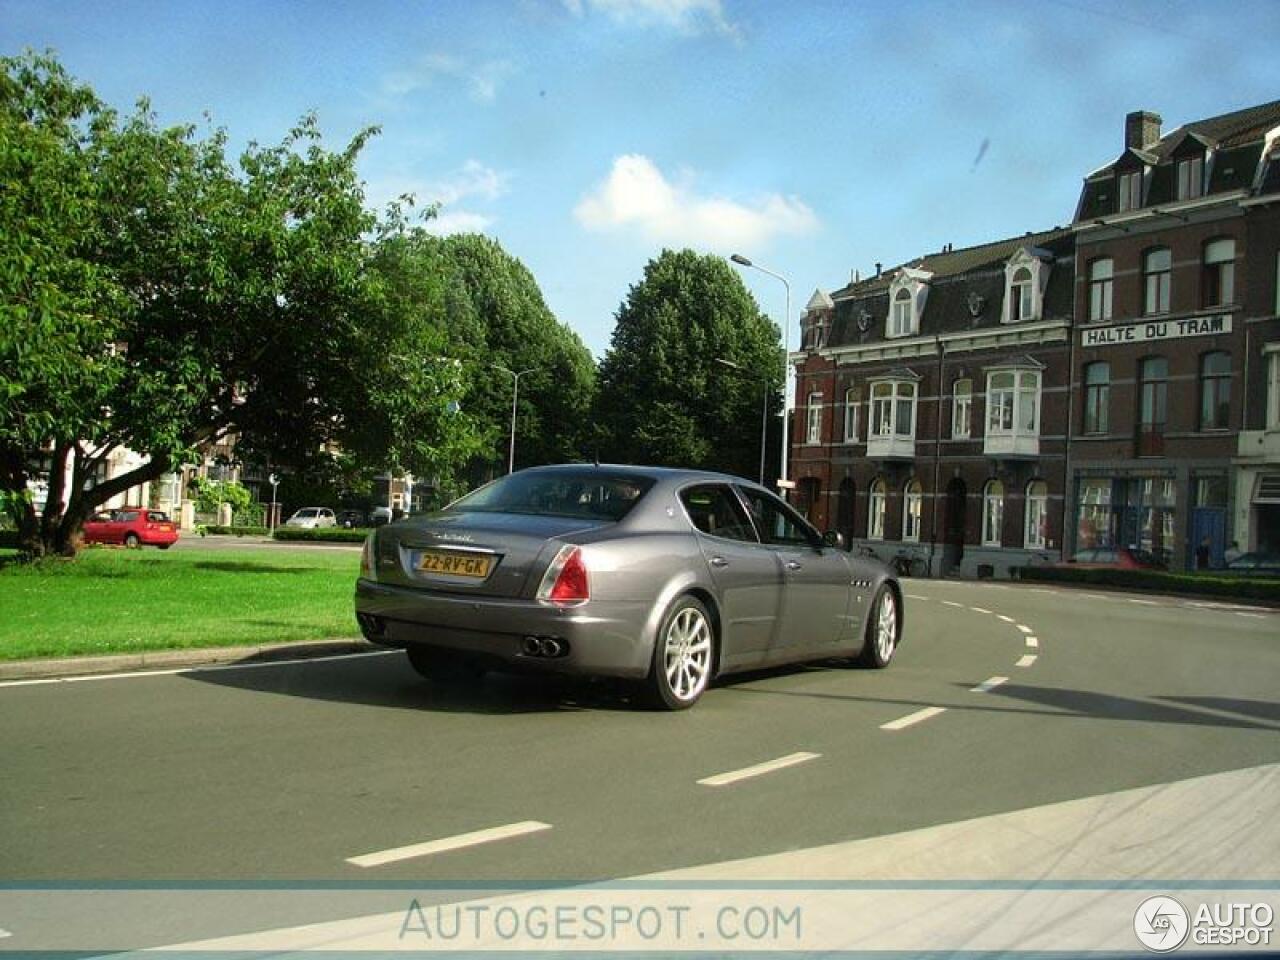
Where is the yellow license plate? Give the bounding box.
[417,550,493,578]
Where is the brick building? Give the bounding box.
[1067,101,1280,569]
[791,228,1074,578]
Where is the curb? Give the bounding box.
[0,638,385,682]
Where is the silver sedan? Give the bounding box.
[354,464,902,709]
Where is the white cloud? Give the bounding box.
[563,0,738,37]
[383,54,513,103]
[424,210,494,235]
[574,155,818,249]
[364,161,510,235]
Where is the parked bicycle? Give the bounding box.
[891,550,928,578]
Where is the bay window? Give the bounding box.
[984,368,1041,457]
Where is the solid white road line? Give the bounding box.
[970,676,1008,693]
[1017,624,1034,634]
[969,606,993,614]
[1026,636,1039,648]
[697,752,821,787]
[1015,655,1038,668]
[1235,612,1265,620]
[0,650,400,689]
[346,821,552,868]
[880,707,947,731]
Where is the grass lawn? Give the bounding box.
[0,546,361,660]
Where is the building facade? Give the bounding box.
[792,229,1074,578]
[788,99,1279,576]
[1068,102,1280,569]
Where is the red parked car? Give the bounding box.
[1066,546,1165,570]
[82,508,180,549]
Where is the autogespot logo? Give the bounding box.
[1135,896,1190,952]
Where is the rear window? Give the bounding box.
[451,470,655,521]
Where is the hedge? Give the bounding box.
[272,527,371,543]
[1018,565,1280,602]
[200,525,270,537]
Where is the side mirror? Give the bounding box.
[822,530,845,550]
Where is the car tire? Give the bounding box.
[406,645,485,685]
[646,595,714,710]
[124,533,141,549]
[857,584,900,669]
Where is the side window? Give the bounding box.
[679,485,758,544]
[735,487,818,548]
[119,511,140,523]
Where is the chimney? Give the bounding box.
[875,262,882,278]
[1125,110,1162,151]
[852,269,860,284]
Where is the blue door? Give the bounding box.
[1190,507,1226,569]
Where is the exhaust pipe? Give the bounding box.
[522,636,541,656]
[539,638,563,658]
[521,636,569,658]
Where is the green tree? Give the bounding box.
[595,249,783,479]
[0,52,482,557]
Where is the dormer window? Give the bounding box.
[1177,155,1204,200]
[1118,170,1142,211]
[1002,248,1051,324]
[885,268,931,339]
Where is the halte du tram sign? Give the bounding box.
[1081,314,1232,348]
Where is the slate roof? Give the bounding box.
[1075,99,1280,222]
[820,227,1075,350]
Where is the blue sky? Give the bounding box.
[4,0,1277,359]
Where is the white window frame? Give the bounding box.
[805,391,823,445]
[1024,480,1048,549]
[842,387,859,443]
[952,379,972,439]
[1204,237,1236,307]
[884,268,932,340]
[986,370,1040,438]
[1118,170,1142,211]
[1143,247,1172,316]
[902,480,923,542]
[982,479,1004,547]
[1089,258,1113,323]
[1002,249,1049,324]
[1264,343,1280,431]
[870,380,917,439]
[868,479,886,541]
[890,289,913,338]
[1177,155,1203,201]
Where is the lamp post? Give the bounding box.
[730,254,792,495]
[494,365,537,474]
[715,358,769,486]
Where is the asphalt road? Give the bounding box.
[1,581,1276,949]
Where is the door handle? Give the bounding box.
[709,556,729,568]
[785,560,803,571]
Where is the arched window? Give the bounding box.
[1024,480,1048,549]
[1010,267,1034,322]
[982,479,1004,547]
[843,387,859,443]
[1143,247,1171,316]
[1203,238,1236,307]
[868,478,886,541]
[1200,351,1231,430]
[805,391,822,445]
[952,378,972,439]
[902,480,923,542]
[890,288,913,337]
[1084,362,1110,434]
[836,477,856,544]
[1089,258,1113,322]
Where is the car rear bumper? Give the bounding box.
[354,579,654,678]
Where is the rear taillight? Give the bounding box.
[537,545,589,605]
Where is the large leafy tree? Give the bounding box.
[371,232,596,484]
[595,249,784,480]
[0,52,481,557]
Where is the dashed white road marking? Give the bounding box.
[1026,636,1039,648]
[905,594,929,600]
[969,606,993,614]
[1126,598,1160,606]
[698,752,821,787]
[346,821,552,868]
[1017,624,1034,634]
[970,676,1009,693]
[1235,612,1265,620]
[1016,654,1038,668]
[997,614,1016,623]
[942,600,965,608]
[0,650,399,689]
[1083,593,1108,600]
[881,707,947,731]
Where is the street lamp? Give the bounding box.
[715,358,769,486]
[730,254,792,495]
[494,365,537,474]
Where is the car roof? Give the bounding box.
[514,462,761,487]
